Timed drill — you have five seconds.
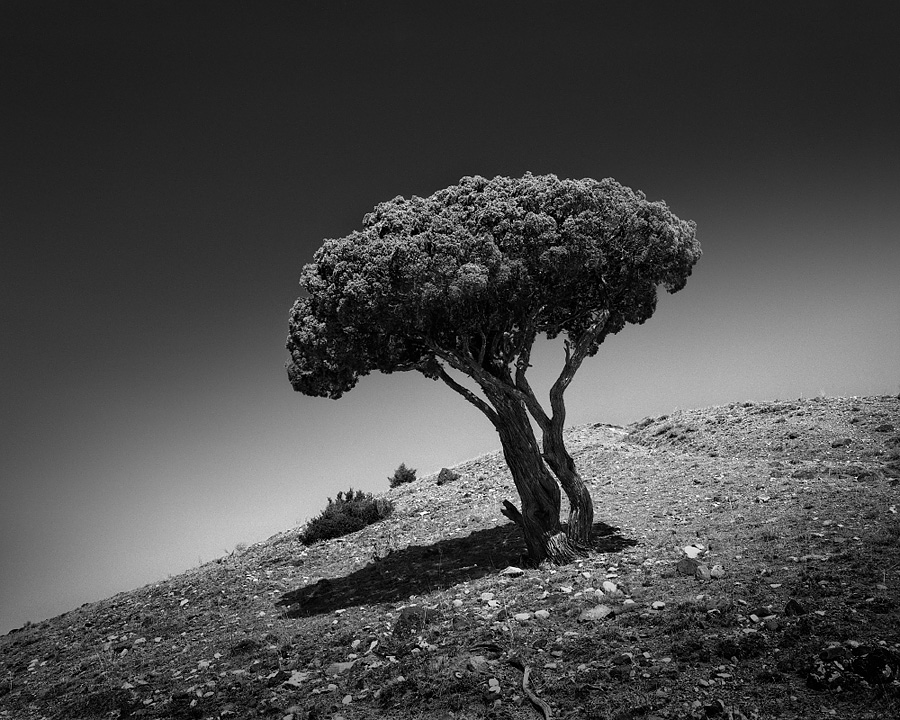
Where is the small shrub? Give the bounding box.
[389,463,417,488]
[300,488,394,545]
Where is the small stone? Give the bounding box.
[453,599,463,607]
[284,671,310,687]
[820,645,847,662]
[325,661,356,676]
[831,438,852,448]
[578,604,614,622]
[500,566,525,577]
[602,580,619,595]
[695,564,712,580]
[342,694,352,705]
[480,592,495,602]
[513,612,532,623]
[710,565,725,579]
[677,557,701,576]
[784,598,807,616]
[611,652,633,665]
[683,545,703,559]
[534,609,550,620]
[651,601,665,610]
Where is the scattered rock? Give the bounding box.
[806,644,899,691]
[851,646,900,684]
[325,660,356,677]
[784,599,807,616]
[513,612,532,623]
[696,564,712,580]
[534,609,550,620]
[820,645,847,662]
[683,545,704,559]
[436,467,461,485]
[709,565,725,579]
[702,699,725,717]
[831,438,852,448]
[651,601,666,610]
[499,566,525,577]
[874,424,895,433]
[611,652,634,665]
[283,671,311,687]
[677,558,701,576]
[578,604,614,622]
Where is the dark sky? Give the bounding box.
[2,1,898,634]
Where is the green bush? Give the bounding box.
[388,462,417,488]
[299,488,394,545]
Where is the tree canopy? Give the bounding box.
[288,173,699,403]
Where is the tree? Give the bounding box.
[287,173,701,564]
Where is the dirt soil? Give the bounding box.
[2,395,899,720]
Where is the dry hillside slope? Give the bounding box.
[2,395,899,720]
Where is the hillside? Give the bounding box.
[2,395,899,720]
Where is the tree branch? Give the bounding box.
[512,324,553,433]
[426,338,533,410]
[430,362,500,427]
[548,310,610,424]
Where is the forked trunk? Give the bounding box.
[542,428,594,547]
[488,391,579,565]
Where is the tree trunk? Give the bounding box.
[542,427,594,547]
[486,390,580,565]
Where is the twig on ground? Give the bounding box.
[522,665,552,719]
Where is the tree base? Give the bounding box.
[501,499,585,566]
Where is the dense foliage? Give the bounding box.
[287,173,699,400]
[388,462,417,488]
[299,488,394,545]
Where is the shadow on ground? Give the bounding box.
[277,521,637,618]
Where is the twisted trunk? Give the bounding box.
[542,423,594,546]
[543,368,594,546]
[486,390,579,565]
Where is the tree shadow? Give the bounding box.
[276,521,637,618]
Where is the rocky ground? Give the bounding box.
[2,395,899,720]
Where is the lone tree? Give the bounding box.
[287,173,700,564]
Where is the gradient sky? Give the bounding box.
[2,1,898,635]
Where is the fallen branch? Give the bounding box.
[522,665,552,719]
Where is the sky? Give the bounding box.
[2,1,898,635]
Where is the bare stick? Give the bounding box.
[522,666,552,719]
